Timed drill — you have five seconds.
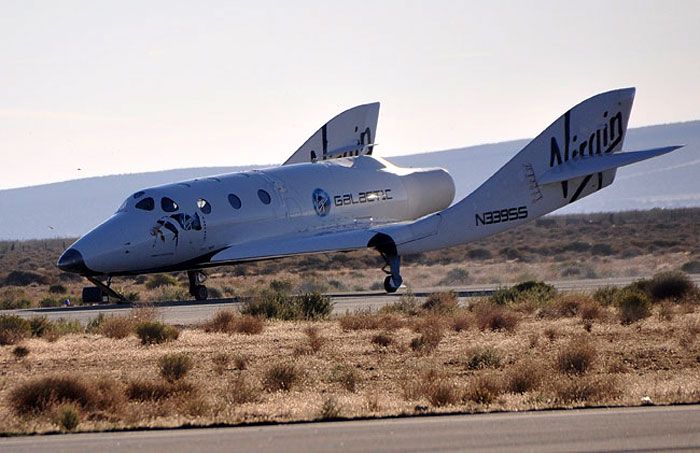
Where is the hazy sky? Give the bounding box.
[2,0,699,189]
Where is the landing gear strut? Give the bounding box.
[187,270,209,301]
[369,233,403,294]
[84,276,128,303]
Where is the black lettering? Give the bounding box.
[508,207,518,220]
[475,214,484,226]
[518,206,528,219]
[334,196,342,206]
[484,212,493,224]
[358,192,366,203]
[343,194,351,205]
[386,189,392,200]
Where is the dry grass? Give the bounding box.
[100,316,133,339]
[263,362,300,392]
[338,312,404,331]
[473,303,520,332]
[159,353,193,382]
[557,337,597,374]
[0,287,698,434]
[203,310,264,335]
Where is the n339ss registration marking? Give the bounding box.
[475,206,528,226]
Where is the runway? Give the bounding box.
[2,405,698,452]
[4,276,700,326]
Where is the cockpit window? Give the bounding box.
[135,197,155,211]
[161,197,179,212]
[257,189,271,205]
[197,198,211,214]
[133,191,145,199]
[228,194,241,209]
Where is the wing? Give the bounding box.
[283,103,380,165]
[209,226,382,264]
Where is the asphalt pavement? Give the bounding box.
[1,405,698,452]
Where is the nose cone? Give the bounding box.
[57,248,93,274]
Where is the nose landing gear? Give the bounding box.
[187,270,209,301]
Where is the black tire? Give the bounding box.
[193,284,208,301]
[383,276,398,294]
[82,286,103,303]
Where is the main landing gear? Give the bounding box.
[187,270,209,301]
[369,233,403,294]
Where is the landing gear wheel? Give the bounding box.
[192,284,208,301]
[384,276,399,294]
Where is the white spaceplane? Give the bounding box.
[57,88,681,302]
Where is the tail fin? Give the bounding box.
[283,102,379,165]
[390,88,683,255]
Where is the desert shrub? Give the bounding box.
[463,373,504,405]
[204,310,264,335]
[9,374,123,415]
[551,294,589,317]
[42,318,82,340]
[593,286,619,306]
[647,271,696,301]
[679,320,700,350]
[13,345,30,359]
[159,353,193,382]
[55,404,80,431]
[681,260,700,273]
[317,397,342,420]
[451,311,472,332]
[269,279,294,294]
[0,314,31,345]
[126,380,193,401]
[233,354,248,370]
[28,316,55,338]
[410,316,445,353]
[39,297,62,307]
[379,292,420,316]
[422,291,459,314]
[296,293,333,319]
[4,270,48,286]
[100,316,133,339]
[226,375,259,404]
[49,284,67,294]
[241,291,332,320]
[579,299,604,321]
[339,311,403,331]
[437,268,470,286]
[505,360,543,393]
[473,302,520,332]
[331,366,360,392]
[135,321,179,344]
[466,346,502,370]
[544,327,559,342]
[371,331,395,348]
[145,273,178,289]
[616,289,652,324]
[425,379,460,407]
[553,375,620,403]
[212,353,229,374]
[590,243,614,256]
[490,281,557,306]
[304,326,326,353]
[0,288,31,309]
[467,248,492,260]
[557,337,596,374]
[263,362,300,392]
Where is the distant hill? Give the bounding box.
[1,121,699,240]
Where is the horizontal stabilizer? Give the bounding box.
[538,145,683,185]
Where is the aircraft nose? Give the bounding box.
[57,248,92,274]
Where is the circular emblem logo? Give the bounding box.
[312,188,331,217]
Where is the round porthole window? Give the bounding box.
[257,189,271,205]
[228,194,242,209]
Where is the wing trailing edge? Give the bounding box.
[538,145,683,185]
